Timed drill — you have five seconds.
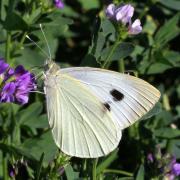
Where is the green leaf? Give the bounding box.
[0,23,6,43]
[0,0,8,21]
[130,45,144,61]
[155,111,173,127]
[27,8,42,24]
[3,12,28,30]
[154,13,180,48]
[0,43,5,57]
[21,131,57,162]
[154,128,180,138]
[145,51,174,74]
[0,143,37,162]
[80,54,99,67]
[96,149,118,175]
[141,102,162,120]
[31,29,59,59]
[15,48,45,68]
[65,165,80,180]
[146,62,172,74]
[163,50,180,66]
[35,153,44,180]
[23,114,49,129]
[136,165,144,180]
[158,0,180,11]
[101,19,116,37]
[60,6,79,18]
[143,15,157,35]
[175,105,180,120]
[167,140,180,158]
[44,11,73,28]
[17,102,43,125]
[101,43,134,62]
[77,0,100,10]
[30,14,72,59]
[94,32,106,59]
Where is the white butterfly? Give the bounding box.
[44,61,161,158]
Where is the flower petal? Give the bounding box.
[54,0,64,9]
[105,4,116,19]
[0,82,16,103]
[15,91,29,105]
[15,65,27,78]
[115,4,134,24]
[172,163,180,176]
[128,19,142,35]
[0,59,9,75]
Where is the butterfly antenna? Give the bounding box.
[26,35,49,58]
[40,24,52,61]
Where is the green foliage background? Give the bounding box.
[0,0,179,179]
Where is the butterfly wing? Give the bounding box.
[44,73,121,158]
[60,67,161,129]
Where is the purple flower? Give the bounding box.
[9,170,15,177]
[14,65,27,77]
[16,72,36,91]
[105,3,142,35]
[106,4,134,25]
[58,167,65,175]
[147,153,154,163]
[15,72,36,104]
[54,0,64,9]
[165,174,175,180]
[146,147,180,179]
[128,19,142,35]
[0,58,9,74]
[3,68,14,82]
[172,163,180,176]
[0,82,16,102]
[105,4,116,19]
[115,4,134,24]
[0,59,36,105]
[15,90,29,105]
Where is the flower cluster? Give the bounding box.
[0,58,36,105]
[105,3,142,35]
[146,148,180,179]
[54,0,64,9]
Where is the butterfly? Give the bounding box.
[44,60,161,158]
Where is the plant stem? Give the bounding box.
[19,32,28,48]
[92,159,98,180]
[102,40,119,69]
[5,31,11,63]
[10,32,27,64]
[118,59,125,73]
[36,153,44,180]
[3,152,8,180]
[162,93,170,111]
[0,0,2,20]
[13,32,27,54]
[83,159,87,171]
[103,169,133,176]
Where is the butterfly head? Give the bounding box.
[44,60,60,75]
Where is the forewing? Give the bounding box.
[45,74,121,158]
[60,67,161,129]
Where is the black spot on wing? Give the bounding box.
[103,102,111,111]
[110,89,124,101]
